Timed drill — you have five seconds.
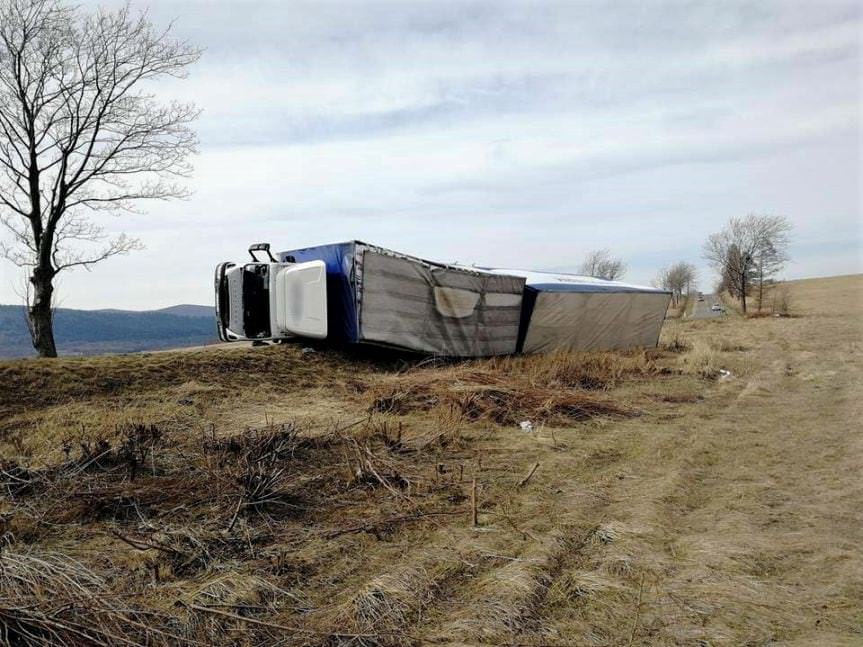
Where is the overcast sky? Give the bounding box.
[1,0,860,309]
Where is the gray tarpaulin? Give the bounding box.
[522,291,671,353]
[358,250,525,356]
[484,268,672,354]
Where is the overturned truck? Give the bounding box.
[215,241,670,357]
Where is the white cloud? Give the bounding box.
[1,0,860,307]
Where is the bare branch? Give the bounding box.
[53,231,143,271]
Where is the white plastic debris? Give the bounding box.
[301,347,316,354]
[519,420,534,433]
[718,369,733,380]
[595,525,619,545]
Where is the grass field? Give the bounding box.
[1,275,861,646]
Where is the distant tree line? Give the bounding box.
[557,217,792,318]
[655,262,697,307]
[703,214,791,313]
[579,249,627,280]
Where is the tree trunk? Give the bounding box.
[740,271,748,314]
[28,266,58,358]
[757,264,764,312]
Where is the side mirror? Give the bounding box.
[248,242,276,262]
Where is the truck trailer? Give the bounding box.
[214,242,671,357]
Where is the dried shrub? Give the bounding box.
[221,425,306,529]
[56,476,194,524]
[368,350,655,427]
[57,423,165,479]
[342,433,414,499]
[75,438,114,471]
[368,368,631,426]
[681,341,722,379]
[661,334,689,353]
[0,461,35,497]
[112,525,244,578]
[710,338,747,352]
[117,423,162,480]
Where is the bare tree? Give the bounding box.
[579,249,627,280]
[703,214,791,314]
[753,237,789,312]
[0,0,200,356]
[656,261,697,306]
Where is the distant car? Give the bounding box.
[698,296,705,302]
[711,304,722,312]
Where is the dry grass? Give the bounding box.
[482,349,660,389]
[366,350,657,426]
[339,549,466,633]
[680,339,723,379]
[0,343,387,411]
[1,274,860,645]
[0,549,175,646]
[183,572,295,642]
[0,413,480,644]
[368,372,632,426]
[437,530,574,640]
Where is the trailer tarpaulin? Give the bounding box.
[358,249,524,356]
[489,269,672,353]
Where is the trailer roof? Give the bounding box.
[481,268,671,294]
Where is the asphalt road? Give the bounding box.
[689,294,725,319]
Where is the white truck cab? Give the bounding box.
[214,243,327,342]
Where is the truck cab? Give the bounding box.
[214,243,327,342]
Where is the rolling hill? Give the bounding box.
[0,303,217,358]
